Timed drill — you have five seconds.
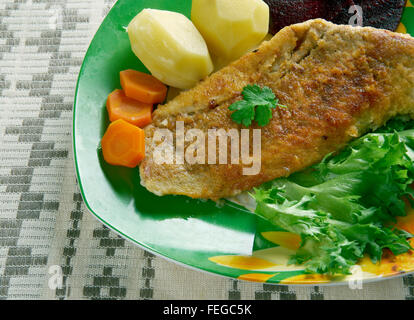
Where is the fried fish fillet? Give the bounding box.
[140,19,414,200]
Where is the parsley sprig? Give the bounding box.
[228,84,286,127]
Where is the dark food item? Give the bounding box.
[264,0,407,34]
[265,0,329,34]
[328,0,407,31]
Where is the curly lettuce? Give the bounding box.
[253,118,414,274]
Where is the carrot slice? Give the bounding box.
[120,69,167,104]
[101,119,145,168]
[106,89,153,128]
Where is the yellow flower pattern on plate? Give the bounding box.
[208,255,277,270]
[237,273,278,283]
[261,231,301,250]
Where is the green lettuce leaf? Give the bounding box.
[253,119,414,275]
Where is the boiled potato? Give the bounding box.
[128,9,213,89]
[191,0,269,68]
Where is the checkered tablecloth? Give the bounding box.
[0,0,413,300]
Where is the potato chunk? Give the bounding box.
[128,9,213,89]
[192,0,269,68]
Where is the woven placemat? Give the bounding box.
[0,0,413,300]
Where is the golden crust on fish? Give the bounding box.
[140,19,414,200]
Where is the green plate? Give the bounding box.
[73,0,414,285]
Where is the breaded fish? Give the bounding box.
[140,19,414,200]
